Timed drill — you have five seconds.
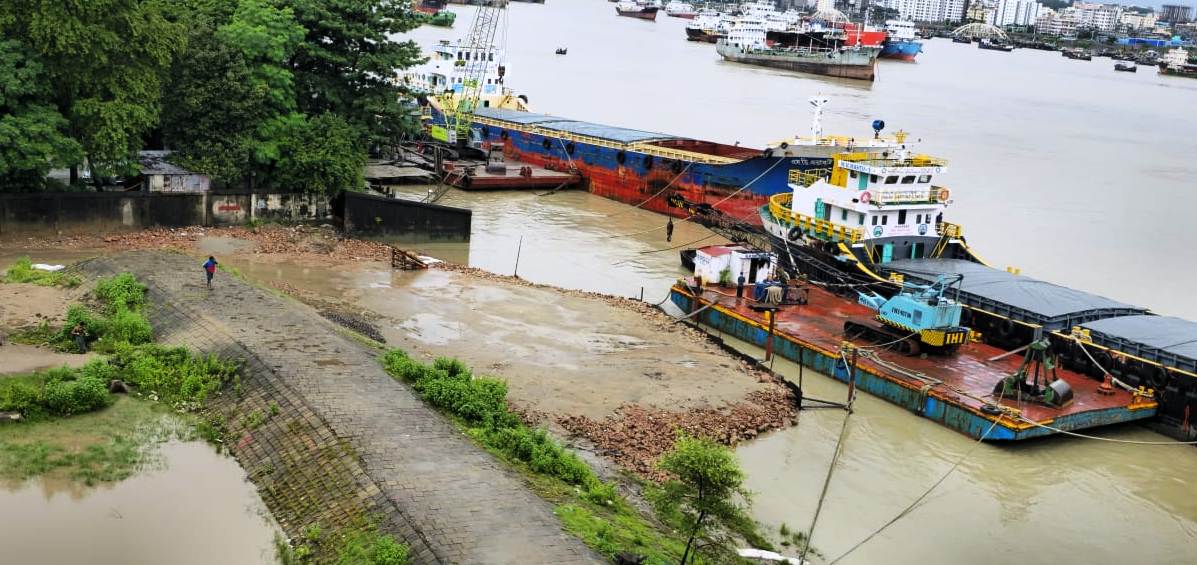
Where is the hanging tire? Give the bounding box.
[787,226,802,242]
[960,307,973,326]
[500,130,509,141]
[644,155,654,168]
[542,139,551,151]
[1149,364,1170,389]
[1095,350,1113,372]
[566,142,575,155]
[997,319,1015,338]
[616,151,626,165]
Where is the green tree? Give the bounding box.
[161,30,270,185]
[0,40,82,191]
[285,0,425,148]
[652,434,751,565]
[275,113,365,196]
[0,0,184,181]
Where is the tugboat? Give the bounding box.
[1062,48,1092,61]
[715,17,881,81]
[664,1,698,19]
[879,19,923,61]
[685,9,730,43]
[615,1,660,21]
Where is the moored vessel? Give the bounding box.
[664,1,697,19]
[615,1,659,20]
[684,9,730,43]
[715,17,880,81]
[1159,47,1197,78]
[978,38,1014,52]
[879,19,923,61]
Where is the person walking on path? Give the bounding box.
[71,322,88,353]
[203,256,218,289]
[666,218,674,242]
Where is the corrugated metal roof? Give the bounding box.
[1083,315,1197,361]
[473,107,678,144]
[885,258,1144,321]
[139,150,195,176]
[473,107,565,125]
[536,120,674,144]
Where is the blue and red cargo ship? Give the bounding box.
[879,19,923,61]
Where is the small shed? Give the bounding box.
[138,150,210,192]
[692,244,776,285]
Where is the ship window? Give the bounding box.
[858,213,865,225]
[841,208,848,221]
[901,175,915,184]
[898,210,907,224]
[885,176,898,184]
[919,175,932,183]
[870,175,879,183]
[849,171,858,179]
[489,53,494,61]
[915,213,922,224]
[882,215,888,225]
[871,215,878,226]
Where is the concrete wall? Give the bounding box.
[0,192,333,237]
[342,191,471,243]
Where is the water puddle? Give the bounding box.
[0,441,278,565]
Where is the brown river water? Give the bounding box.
[394,2,1197,563]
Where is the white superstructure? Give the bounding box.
[884,19,917,41]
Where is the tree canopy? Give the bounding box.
[0,0,425,194]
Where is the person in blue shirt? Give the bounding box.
[203,256,218,289]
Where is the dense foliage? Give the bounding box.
[0,0,424,193]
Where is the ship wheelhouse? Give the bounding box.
[769,148,963,265]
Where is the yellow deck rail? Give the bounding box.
[769,193,864,243]
[787,168,831,187]
[939,222,963,238]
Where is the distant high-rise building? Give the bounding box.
[1160,4,1192,24]
[881,0,967,23]
[986,0,1041,26]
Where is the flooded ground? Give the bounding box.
[0,441,278,565]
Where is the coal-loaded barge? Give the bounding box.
[421,95,1196,440]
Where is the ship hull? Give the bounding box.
[686,27,725,43]
[616,7,659,20]
[879,39,922,61]
[715,42,878,81]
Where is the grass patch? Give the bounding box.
[380,348,738,563]
[2,256,82,287]
[274,519,409,565]
[0,396,191,485]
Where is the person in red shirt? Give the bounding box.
[202,256,218,289]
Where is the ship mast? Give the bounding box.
[808,95,828,141]
[445,0,505,146]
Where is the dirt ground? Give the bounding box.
[0,282,97,374]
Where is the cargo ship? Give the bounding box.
[716,17,881,81]
[615,1,659,20]
[752,139,1197,439]
[664,1,697,19]
[878,19,922,61]
[1159,47,1197,78]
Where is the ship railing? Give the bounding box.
[769,193,864,244]
[788,168,830,187]
[938,222,963,238]
[839,155,948,169]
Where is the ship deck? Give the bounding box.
[442,159,580,190]
[672,283,1158,440]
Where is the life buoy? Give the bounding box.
[780,142,789,149]
[859,191,872,204]
[938,188,951,202]
[787,226,802,242]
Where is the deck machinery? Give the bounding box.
[847,274,971,355]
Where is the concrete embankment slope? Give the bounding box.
[82,251,599,565]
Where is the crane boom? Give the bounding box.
[443,1,504,146]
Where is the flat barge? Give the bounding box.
[669,283,1158,440]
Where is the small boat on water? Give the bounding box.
[978,38,1014,52]
[664,1,697,19]
[1062,48,1092,61]
[615,0,659,21]
[952,35,972,44]
[555,47,568,55]
[1114,62,1136,72]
